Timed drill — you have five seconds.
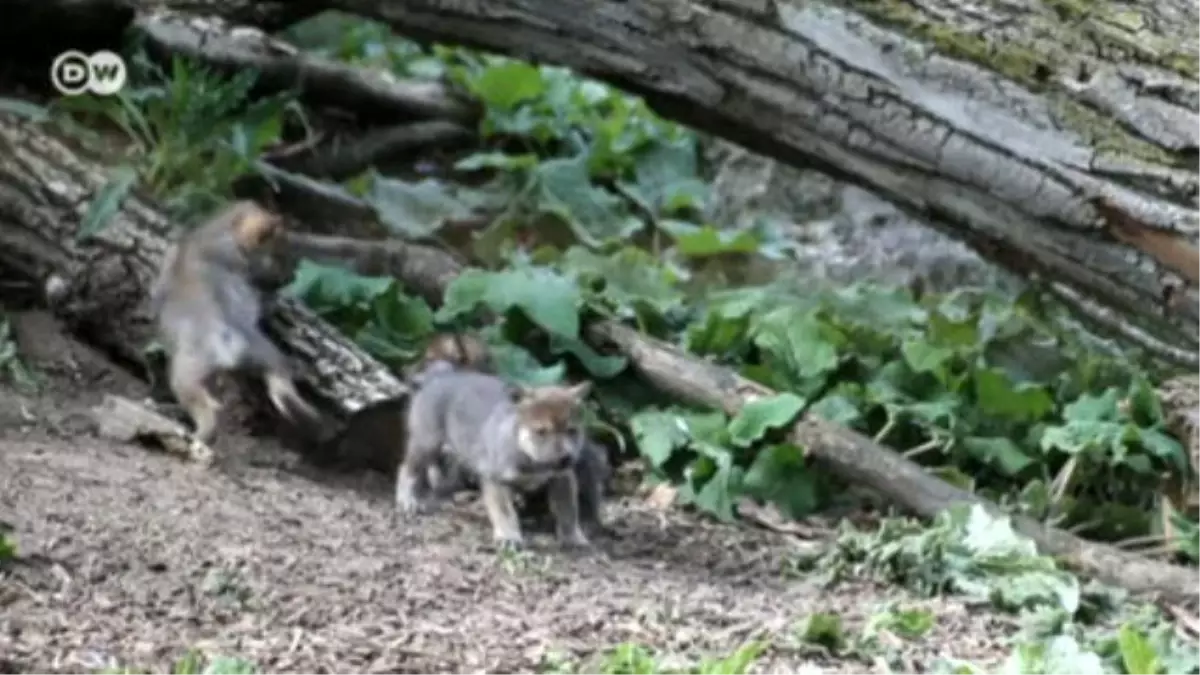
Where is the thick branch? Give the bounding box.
[134,10,481,124]
[0,115,404,417]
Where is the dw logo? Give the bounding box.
[50,50,128,96]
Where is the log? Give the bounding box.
[276,230,1200,605]
[0,114,406,420]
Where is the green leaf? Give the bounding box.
[727,393,806,448]
[741,443,819,519]
[558,246,684,320]
[78,166,138,240]
[619,135,709,215]
[366,175,476,240]
[1136,428,1187,470]
[662,221,760,257]
[1063,389,1121,422]
[808,393,862,427]
[534,154,642,245]
[902,340,955,374]
[468,61,546,110]
[974,368,1054,423]
[547,332,629,379]
[438,266,582,339]
[202,657,257,675]
[284,260,394,309]
[683,450,742,522]
[1118,625,1163,675]
[630,410,690,468]
[753,310,841,381]
[961,436,1034,476]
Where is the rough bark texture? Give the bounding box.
[335,0,1199,366]
[0,116,405,417]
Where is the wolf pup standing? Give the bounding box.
[150,201,319,444]
[396,370,593,550]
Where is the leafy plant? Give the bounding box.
[57,51,296,223]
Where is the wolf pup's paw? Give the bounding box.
[395,492,429,518]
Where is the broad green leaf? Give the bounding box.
[620,135,709,215]
[438,266,582,339]
[974,368,1054,423]
[468,61,545,110]
[547,333,629,379]
[559,246,684,320]
[534,154,642,245]
[683,450,742,522]
[808,393,862,427]
[630,410,690,468]
[367,176,474,240]
[486,340,567,386]
[727,393,806,447]
[1136,428,1187,470]
[284,260,394,309]
[902,340,955,374]
[202,657,257,675]
[1063,390,1121,422]
[662,221,760,257]
[961,436,1034,476]
[741,443,819,519]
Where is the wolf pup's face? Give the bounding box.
[514,381,592,467]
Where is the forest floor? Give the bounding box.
[0,311,1021,674]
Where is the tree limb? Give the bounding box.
[133,10,481,124]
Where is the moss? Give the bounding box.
[1052,96,1176,165]
[838,0,1192,163]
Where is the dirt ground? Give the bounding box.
[0,312,1019,673]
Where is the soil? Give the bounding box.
[0,311,1020,674]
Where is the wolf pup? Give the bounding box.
[149,200,319,444]
[396,371,593,550]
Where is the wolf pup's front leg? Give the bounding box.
[481,479,525,550]
[548,470,591,549]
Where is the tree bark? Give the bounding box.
[0,115,406,418]
[334,0,1200,367]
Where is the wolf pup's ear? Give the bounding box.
[566,381,592,401]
